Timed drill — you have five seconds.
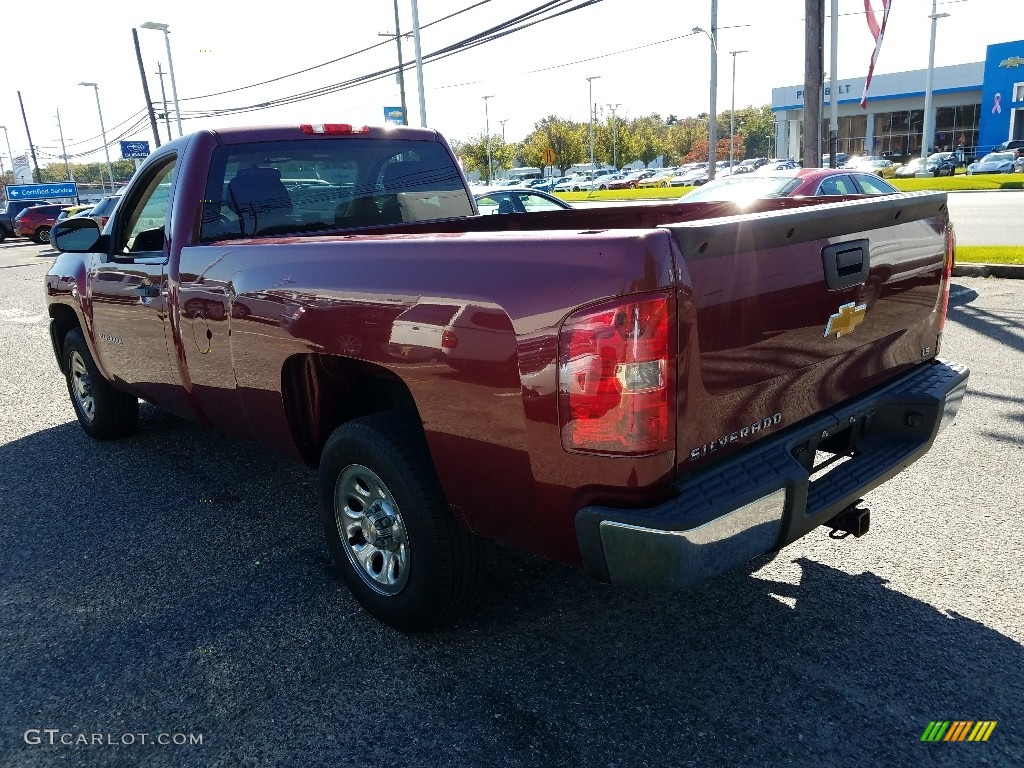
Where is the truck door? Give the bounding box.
[88,154,192,417]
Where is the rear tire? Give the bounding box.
[34,226,51,244]
[63,329,138,439]
[318,413,479,631]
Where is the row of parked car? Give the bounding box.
[0,194,120,244]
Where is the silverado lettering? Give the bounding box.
[43,123,968,631]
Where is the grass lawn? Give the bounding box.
[554,173,1024,203]
[956,246,1024,265]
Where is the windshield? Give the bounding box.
[980,152,1014,163]
[682,174,801,203]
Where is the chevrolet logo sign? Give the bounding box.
[824,302,867,338]
[999,56,1024,68]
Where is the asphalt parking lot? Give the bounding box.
[1,238,1022,767]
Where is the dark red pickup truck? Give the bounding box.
[45,123,968,630]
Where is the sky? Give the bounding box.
[0,0,1014,172]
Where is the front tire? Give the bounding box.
[63,329,138,439]
[318,413,479,631]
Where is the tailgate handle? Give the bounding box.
[822,239,870,290]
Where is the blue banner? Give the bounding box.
[383,106,405,125]
[120,140,151,159]
[6,183,78,200]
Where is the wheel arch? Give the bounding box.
[281,353,425,468]
[48,304,83,374]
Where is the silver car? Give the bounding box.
[966,151,1016,175]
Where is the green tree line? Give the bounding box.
[452,104,776,177]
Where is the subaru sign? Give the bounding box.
[6,183,78,201]
[120,140,151,159]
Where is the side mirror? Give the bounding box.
[51,217,102,253]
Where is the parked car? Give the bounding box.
[50,204,96,237]
[637,169,676,188]
[895,153,957,178]
[966,151,1017,175]
[860,158,899,178]
[473,188,572,214]
[14,203,70,243]
[526,177,560,192]
[83,194,122,229]
[993,139,1024,153]
[680,167,899,205]
[0,199,50,240]
[1014,154,1024,174]
[671,165,710,186]
[608,170,655,189]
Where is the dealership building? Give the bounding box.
[772,39,1024,159]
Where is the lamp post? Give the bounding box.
[693,21,719,179]
[606,103,621,169]
[79,82,115,194]
[140,22,183,137]
[728,50,747,167]
[920,0,950,160]
[0,125,12,186]
[483,95,495,183]
[586,75,601,167]
[499,118,508,143]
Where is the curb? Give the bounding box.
[953,263,1024,279]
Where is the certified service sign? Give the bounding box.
[6,183,78,200]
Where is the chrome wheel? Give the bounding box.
[69,350,95,422]
[335,464,410,595]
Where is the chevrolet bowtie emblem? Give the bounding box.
[999,56,1024,68]
[824,302,867,338]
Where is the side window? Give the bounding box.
[119,158,176,255]
[853,174,896,194]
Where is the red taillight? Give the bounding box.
[558,293,675,455]
[101,216,110,227]
[299,123,370,135]
[441,330,458,349]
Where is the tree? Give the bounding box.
[520,116,586,173]
[451,135,515,182]
[628,115,667,167]
[734,104,776,158]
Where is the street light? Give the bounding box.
[728,50,747,167]
[606,103,621,169]
[0,125,12,186]
[482,95,495,183]
[586,75,601,167]
[920,1,950,160]
[693,24,719,180]
[78,82,115,194]
[140,22,183,137]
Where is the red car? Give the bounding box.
[607,170,655,190]
[681,167,899,203]
[14,203,69,244]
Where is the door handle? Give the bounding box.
[822,239,870,290]
[134,284,161,298]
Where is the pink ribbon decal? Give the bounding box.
[993,93,1002,114]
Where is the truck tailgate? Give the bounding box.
[665,192,951,473]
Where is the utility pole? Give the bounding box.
[156,63,172,142]
[828,0,839,166]
[17,91,42,183]
[55,109,76,201]
[803,0,825,168]
[132,27,162,148]
[379,2,410,125]
[709,0,719,180]
[410,0,427,127]
[606,103,620,168]
[921,0,950,160]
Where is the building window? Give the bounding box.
[1014,83,1024,103]
[934,104,981,152]
[872,110,924,156]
